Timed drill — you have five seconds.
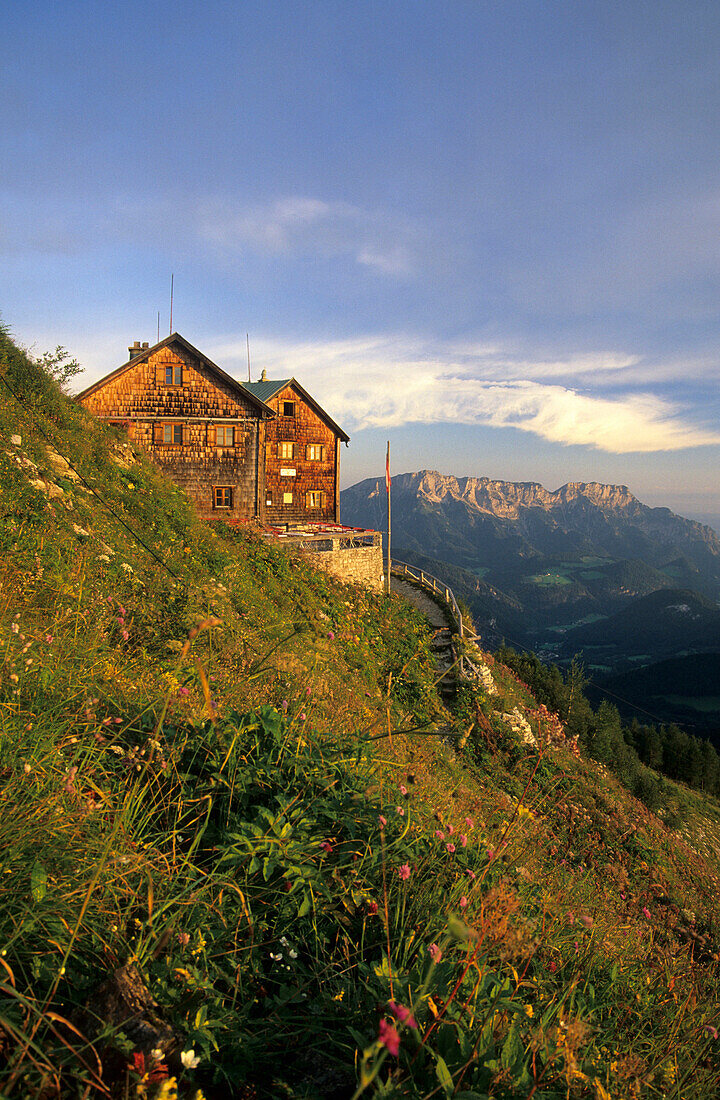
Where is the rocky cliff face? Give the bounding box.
[355,470,719,548]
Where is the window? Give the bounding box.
[279,441,294,459]
[306,443,324,461]
[164,364,182,385]
[283,492,293,505]
[307,491,323,509]
[217,424,235,446]
[213,486,233,509]
[282,401,295,417]
[163,423,184,444]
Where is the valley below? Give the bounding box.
[342,470,720,740]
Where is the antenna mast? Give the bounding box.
[247,333,251,382]
[157,311,160,343]
[169,274,174,334]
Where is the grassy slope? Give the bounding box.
[1,332,720,1100]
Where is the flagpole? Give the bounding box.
[386,441,391,595]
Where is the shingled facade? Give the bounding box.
[77,334,349,525]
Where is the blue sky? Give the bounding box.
[5,1,720,524]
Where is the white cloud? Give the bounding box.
[198,195,416,275]
[210,332,720,454]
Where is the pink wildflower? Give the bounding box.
[378,1019,400,1056]
[464,817,474,829]
[379,815,387,828]
[487,848,495,860]
[319,841,333,853]
[459,896,468,908]
[45,635,53,643]
[178,687,190,696]
[447,824,454,834]
[121,630,129,641]
[428,943,442,963]
[366,901,379,915]
[396,806,405,816]
[434,829,445,839]
[466,869,476,880]
[549,960,557,972]
[388,1001,417,1028]
[327,631,335,639]
[299,711,306,720]
[642,906,651,920]
[446,842,456,853]
[580,914,593,927]
[399,784,408,796]
[397,863,411,881]
[459,834,468,847]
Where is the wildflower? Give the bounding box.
[280,936,289,946]
[45,635,53,643]
[328,631,335,639]
[378,815,387,828]
[288,948,298,959]
[299,711,306,720]
[378,1018,401,1056]
[180,1049,200,1069]
[704,1025,719,1039]
[399,784,408,796]
[465,817,474,829]
[642,906,651,920]
[549,960,557,972]
[397,863,411,881]
[466,869,476,880]
[11,623,19,635]
[120,563,134,573]
[446,842,456,853]
[447,824,454,834]
[428,943,442,963]
[319,840,333,853]
[177,932,190,947]
[580,914,594,927]
[388,1000,417,1027]
[281,699,288,712]
[459,896,468,908]
[487,848,495,860]
[23,763,31,774]
[366,901,379,915]
[121,630,129,641]
[178,687,190,696]
[434,829,445,839]
[395,806,405,816]
[459,834,468,847]
[270,951,283,961]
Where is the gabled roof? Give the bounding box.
[242,377,349,442]
[76,333,274,417]
[242,378,292,403]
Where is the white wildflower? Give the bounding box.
[180,1049,200,1069]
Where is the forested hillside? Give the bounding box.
[3,325,720,1099]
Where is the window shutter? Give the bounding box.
[321,446,326,462]
[321,492,326,509]
[305,491,311,509]
[208,425,217,445]
[156,363,167,384]
[153,422,163,444]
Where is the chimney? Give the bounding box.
[260,368,268,382]
[128,340,141,361]
[141,342,149,350]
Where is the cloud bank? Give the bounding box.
[209,333,720,454]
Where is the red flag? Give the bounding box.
[385,443,391,494]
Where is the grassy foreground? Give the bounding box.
[1,327,720,1099]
